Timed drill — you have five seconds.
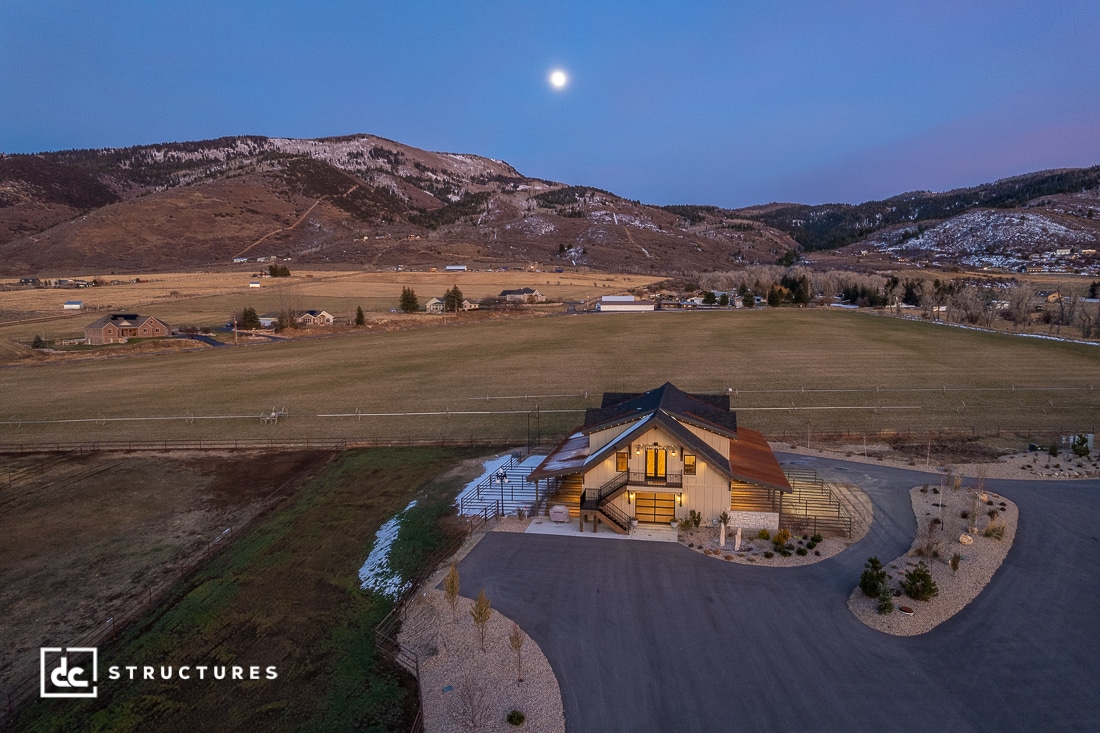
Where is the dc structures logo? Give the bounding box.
[40,647,98,698]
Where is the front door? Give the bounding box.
[635,492,676,523]
[644,448,667,480]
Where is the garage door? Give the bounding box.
[634,492,676,523]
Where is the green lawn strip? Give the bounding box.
[13,447,484,733]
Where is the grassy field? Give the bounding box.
[0,270,658,341]
[10,447,485,733]
[1,308,1097,446]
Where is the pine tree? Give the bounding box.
[399,287,419,313]
[354,305,365,326]
[444,285,464,313]
[239,306,261,330]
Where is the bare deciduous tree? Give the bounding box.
[448,673,491,733]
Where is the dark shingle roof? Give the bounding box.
[582,382,737,438]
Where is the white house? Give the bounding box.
[425,296,478,313]
[595,295,655,312]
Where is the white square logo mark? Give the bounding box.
[40,647,98,698]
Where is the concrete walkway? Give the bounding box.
[457,456,1100,732]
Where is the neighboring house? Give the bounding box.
[62,300,83,310]
[425,296,479,313]
[528,383,792,534]
[499,288,546,303]
[295,309,334,326]
[444,264,467,272]
[595,295,655,312]
[257,310,335,327]
[85,313,170,344]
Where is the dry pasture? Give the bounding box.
[0,269,659,342]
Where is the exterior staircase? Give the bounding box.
[779,469,852,537]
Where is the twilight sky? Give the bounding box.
[2,1,1098,208]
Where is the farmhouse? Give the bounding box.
[499,287,546,303]
[595,295,655,312]
[295,309,334,326]
[425,296,479,313]
[528,383,792,534]
[257,310,335,328]
[85,313,171,344]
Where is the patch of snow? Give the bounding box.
[358,499,418,598]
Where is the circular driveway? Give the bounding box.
[457,456,1100,732]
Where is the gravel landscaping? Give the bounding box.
[848,481,1018,636]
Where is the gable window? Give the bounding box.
[683,454,697,475]
[615,451,628,472]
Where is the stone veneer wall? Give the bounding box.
[727,511,779,531]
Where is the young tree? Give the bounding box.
[470,588,492,652]
[508,621,525,682]
[859,556,888,598]
[444,564,460,622]
[399,286,419,313]
[354,305,365,326]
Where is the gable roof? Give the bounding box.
[85,313,165,330]
[582,382,736,438]
[527,382,790,492]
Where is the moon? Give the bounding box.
[549,69,568,89]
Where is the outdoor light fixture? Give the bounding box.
[677,492,683,506]
[628,491,634,504]
[635,444,641,455]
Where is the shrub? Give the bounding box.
[688,509,702,527]
[950,553,962,574]
[796,547,808,556]
[860,557,889,597]
[679,517,693,530]
[931,517,942,525]
[901,561,939,601]
[814,550,821,556]
[984,523,1005,540]
[507,710,526,726]
[877,583,894,614]
[987,509,999,520]
[756,529,771,540]
[806,541,817,549]
[986,499,995,506]
[763,551,774,559]
[931,487,939,494]
[780,550,792,557]
[959,510,969,519]
[810,534,823,543]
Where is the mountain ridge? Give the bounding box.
[1,133,1098,275]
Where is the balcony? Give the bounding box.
[628,472,683,488]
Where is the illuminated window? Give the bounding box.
[683,454,697,475]
[616,451,628,472]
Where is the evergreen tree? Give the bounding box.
[354,305,365,326]
[239,306,261,330]
[399,287,419,313]
[444,285,464,313]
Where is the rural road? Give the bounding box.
[457,457,1100,732]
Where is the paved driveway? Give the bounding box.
[457,457,1100,732]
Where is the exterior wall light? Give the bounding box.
[677,492,683,506]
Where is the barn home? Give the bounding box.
[528,383,793,534]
